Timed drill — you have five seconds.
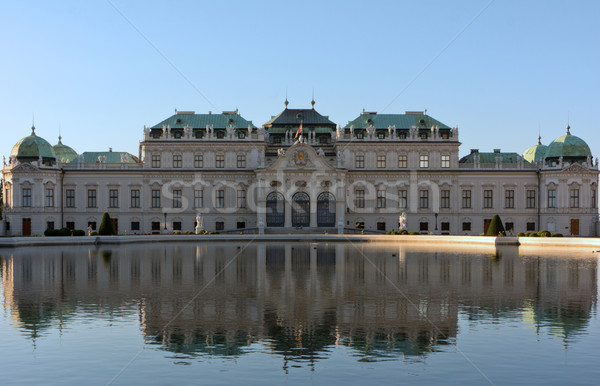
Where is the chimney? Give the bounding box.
[109,148,113,152]
[493,149,501,153]
[470,149,479,154]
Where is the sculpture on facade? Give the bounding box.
[337,218,344,234]
[195,213,204,234]
[226,125,235,136]
[398,212,407,230]
[258,217,265,235]
[277,148,285,156]
[317,148,325,156]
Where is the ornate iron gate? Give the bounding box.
[292,192,310,227]
[317,192,336,227]
[266,192,285,227]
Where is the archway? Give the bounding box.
[317,192,336,227]
[292,192,310,227]
[266,192,285,227]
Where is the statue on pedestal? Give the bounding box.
[398,212,407,231]
[195,213,204,234]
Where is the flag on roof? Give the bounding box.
[294,121,303,139]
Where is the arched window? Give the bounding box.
[292,192,310,227]
[317,192,336,227]
[266,192,285,227]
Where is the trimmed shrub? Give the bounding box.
[72,229,85,236]
[538,230,551,237]
[551,232,563,237]
[90,231,98,236]
[516,232,525,237]
[399,229,409,235]
[209,231,219,234]
[409,231,419,235]
[45,228,71,236]
[486,214,505,236]
[386,231,393,235]
[174,231,181,235]
[99,212,114,235]
[531,232,540,237]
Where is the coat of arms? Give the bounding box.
[294,150,308,167]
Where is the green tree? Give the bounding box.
[486,214,505,236]
[99,212,114,235]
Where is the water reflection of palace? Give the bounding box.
[1,243,597,361]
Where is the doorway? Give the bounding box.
[570,219,579,236]
[111,219,119,235]
[22,218,31,236]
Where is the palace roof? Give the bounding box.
[151,111,256,130]
[344,112,451,130]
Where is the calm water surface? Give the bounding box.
[1,242,598,385]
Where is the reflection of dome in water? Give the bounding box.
[53,135,78,163]
[10,126,56,164]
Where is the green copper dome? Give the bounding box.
[545,126,592,159]
[10,126,57,163]
[523,136,548,163]
[53,136,78,162]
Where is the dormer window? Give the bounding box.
[174,131,182,139]
[356,132,364,139]
[420,132,428,139]
[399,133,406,139]
[216,131,224,139]
[377,132,385,139]
[152,132,161,139]
[238,132,245,139]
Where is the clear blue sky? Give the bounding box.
[1,0,598,162]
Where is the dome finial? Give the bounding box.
[31,112,36,135]
[311,87,315,109]
[284,87,289,108]
[566,124,571,135]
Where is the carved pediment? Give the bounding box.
[10,162,39,172]
[561,163,593,174]
[263,143,337,172]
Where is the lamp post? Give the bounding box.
[434,213,439,234]
[163,212,167,233]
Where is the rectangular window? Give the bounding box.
[419,155,429,168]
[355,190,365,208]
[216,189,225,208]
[441,155,450,168]
[109,189,119,208]
[526,190,536,209]
[377,222,386,231]
[45,188,54,207]
[151,154,161,168]
[355,222,365,229]
[526,222,536,231]
[23,188,32,207]
[130,189,140,208]
[356,132,364,139]
[441,222,450,232]
[377,132,385,139]
[151,221,161,231]
[194,189,203,208]
[419,190,429,209]
[440,189,450,209]
[194,154,203,168]
[237,221,246,229]
[46,221,55,230]
[483,190,493,209]
[462,190,471,209]
[173,154,182,168]
[66,221,75,230]
[215,221,224,231]
[376,154,386,168]
[355,154,364,169]
[237,154,246,168]
[173,189,182,208]
[237,189,247,208]
[151,189,161,208]
[88,221,96,231]
[216,154,225,168]
[87,189,97,208]
[131,221,140,231]
[420,222,429,231]
[66,189,75,208]
[398,154,407,168]
[398,189,407,209]
[462,222,471,231]
[593,189,597,209]
[505,222,514,233]
[505,190,514,208]
[570,189,580,208]
[548,189,556,208]
[173,221,182,231]
[377,190,386,208]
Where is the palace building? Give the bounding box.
[1,101,598,236]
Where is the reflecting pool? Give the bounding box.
[1,242,599,385]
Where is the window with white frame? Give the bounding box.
[151,154,161,168]
[23,188,31,207]
[45,188,55,207]
[151,189,161,208]
[547,189,556,208]
[173,154,182,168]
[87,189,97,208]
[505,190,514,208]
[216,189,225,208]
[462,190,471,208]
[398,154,407,168]
[483,190,493,209]
[440,189,450,208]
[237,189,246,208]
[173,189,182,208]
[441,155,450,168]
[194,154,203,168]
[419,190,429,209]
[355,154,364,168]
[377,154,386,168]
[194,189,203,208]
[237,154,246,168]
[355,189,365,208]
[109,189,119,208]
[130,189,140,208]
[419,155,429,168]
[216,154,225,168]
[398,189,407,208]
[377,189,386,208]
[570,189,579,208]
[526,190,536,209]
[66,189,75,208]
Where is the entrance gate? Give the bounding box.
[292,192,310,227]
[317,192,336,227]
[266,192,285,227]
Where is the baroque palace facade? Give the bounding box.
[2,102,599,236]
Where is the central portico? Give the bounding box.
[256,142,347,230]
